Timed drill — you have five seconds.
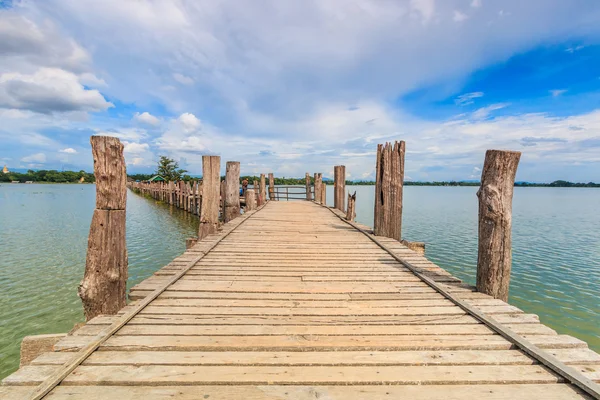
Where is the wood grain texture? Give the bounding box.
[374,141,405,240]
[224,161,240,222]
[199,155,220,240]
[90,136,126,210]
[78,136,128,321]
[476,150,521,301]
[245,189,257,211]
[334,165,346,211]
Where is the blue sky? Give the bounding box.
[1,0,600,182]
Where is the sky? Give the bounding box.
[1,0,600,182]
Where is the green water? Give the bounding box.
[325,185,600,352]
[0,184,598,380]
[0,184,198,379]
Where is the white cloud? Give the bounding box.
[21,152,47,163]
[123,142,150,154]
[410,0,436,22]
[455,92,484,105]
[173,73,194,85]
[453,11,468,22]
[566,45,585,53]
[59,148,77,154]
[471,103,509,120]
[178,113,201,132]
[3,1,600,180]
[550,89,567,97]
[134,111,160,126]
[95,128,148,141]
[79,72,107,87]
[0,68,113,114]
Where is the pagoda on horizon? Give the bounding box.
[2,165,8,174]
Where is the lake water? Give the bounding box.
[0,184,198,379]
[0,184,598,380]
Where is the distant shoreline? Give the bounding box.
[3,170,598,188]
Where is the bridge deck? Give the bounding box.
[2,201,600,399]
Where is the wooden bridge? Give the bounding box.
[3,201,600,398]
[2,138,600,399]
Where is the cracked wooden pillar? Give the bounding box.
[224,161,240,223]
[321,181,326,205]
[346,191,356,222]
[199,155,220,241]
[314,173,322,204]
[373,141,405,240]
[334,165,346,211]
[245,189,257,211]
[305,172,312,201]
[259,174,267,205]
[476,150,521,302]
[78,136,128,321]
[268,173,275,201]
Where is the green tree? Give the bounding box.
[156,156,187,182]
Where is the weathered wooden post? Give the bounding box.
[373,141,405,240]
[476,150,521,302]
[245,189,257,211]
[78,136,128,321]
[199,155,220,240]
[268,173,275,201]
[314,173,322,204]
[321,181,326,205]
[346,191,356,222]
[260,174,267,205]
[334,165,346,211]
[224,161,240,223]
[305,172,312,201]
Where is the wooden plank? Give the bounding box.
[147,298,457,308]
[61,364,560,385]
[4,385,590,400]
[37,347,600,367]
[78,349,534,366]
[74,322,556,337]
[53,334,586,352]
[97,313,542,326]
[137,305,467,316]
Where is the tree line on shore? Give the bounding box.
[0,170,95,183]
[4,170,598,188]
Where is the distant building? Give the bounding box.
[79,176,85,183]
[148,175,165,182]
[2,165,8,174]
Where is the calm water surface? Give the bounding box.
[0,184,198,379]
[0,184,598,380]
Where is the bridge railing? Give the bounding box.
[271,185,314,201]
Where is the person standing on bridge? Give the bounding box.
[241,178,248,196]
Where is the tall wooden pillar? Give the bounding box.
[373,141,405,240]
[314,173,322,204]
[321,181,326,205]
[224,161,240,223]
[334,165,346,211]
[199,155,220,240]
[78,136,128,321]
[268,173,275,201]
[260,174,267,205]
[476,150,521,302]
[305,172,312,201]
